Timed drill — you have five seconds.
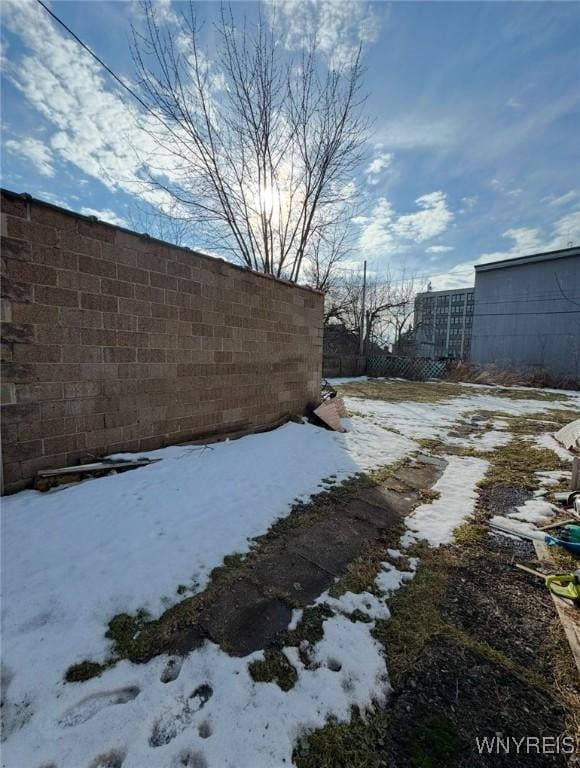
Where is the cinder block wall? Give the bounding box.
[1,190,323,493]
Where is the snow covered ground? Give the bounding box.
[1,379,578,768]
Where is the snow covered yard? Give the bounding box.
[1,378,579,768]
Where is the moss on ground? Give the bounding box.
[477,438,565,490]
[248,649,298,691]
[373,562,448,687]
[409,714,464,768]
[453,521,488,544]
[65,660,111,683]
[293,705,389,768]
[285,604,335,648]
[329,542,386,598]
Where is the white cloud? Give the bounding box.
[79,207,128,227]
[506,97,523,109]
[2,0,178,211]
[430,262,475,291]
[365,148,393,185]
[4,136,55,176]
[355,191,454,256]
[426,245,454,254]
[377,117,459,150]
[267,0,382,69]
[542,190,578,207]
[355,197,396,254]
[548,208,580,249]
[392,192,454,243]
[430,208,580,290]
[461,195,478,208]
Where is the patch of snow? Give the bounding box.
[343,390,576,445]
[537,432,575,462]
[488,515,545,540]
[375,563,416,594]
[326,376,368,385]
[2,559,414,768]
[536,470,571,486]
[322,591,391,621]
[405,455,489,546]
[443,430,511,452]
[508,498,557,524]
[2,379,576,767]
[0,418,416,768]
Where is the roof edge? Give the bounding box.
[475,246,580,272]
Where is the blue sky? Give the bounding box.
[2,0,579,288]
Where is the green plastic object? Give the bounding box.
[545,571,580,601]
[563,524,580,544]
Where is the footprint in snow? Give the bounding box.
[160,656,184,684]
[87,748,126,768]
[171,750,208,768]
[150,684,213,747]
[198,720,212,739]
[58,687,140,728]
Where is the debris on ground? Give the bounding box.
[554,418,580,452]
[3,377,579,768]
[34,458,160,491]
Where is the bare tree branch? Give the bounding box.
[130,1,369,282]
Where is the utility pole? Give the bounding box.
[359,260,367,356]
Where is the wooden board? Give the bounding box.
[533,540,580,678]
[36,459,157,478]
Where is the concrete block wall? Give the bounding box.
[1,191,323,493]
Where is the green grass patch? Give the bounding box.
[373,564,448,687]
[477,438,564,490]
[453,521,488,544]
[286,604,335,648]
[248,649,298,691]
[293,705,389,768]
[64,660,111,683]
[329,542,386,598]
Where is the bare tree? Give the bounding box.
[387,273,421,347]
[323,268,425,352]
[302,201,358,292]
[127,202,193,246]
[131,1,368,281]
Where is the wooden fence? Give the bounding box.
[322,355,367,378]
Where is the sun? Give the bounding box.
[255,183,280,217]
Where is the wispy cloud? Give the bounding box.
[79,207,128,227]
[365,147,393,185]
[266,0,382,69]
[542,190,578,207]
[355,191,454,256]
[4,136,55,177]
[426,245,454,254]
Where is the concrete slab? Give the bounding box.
[249,550,333,605]
[199,580,292,656]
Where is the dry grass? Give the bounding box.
[335,379,473,404]
[446,361,580,392]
